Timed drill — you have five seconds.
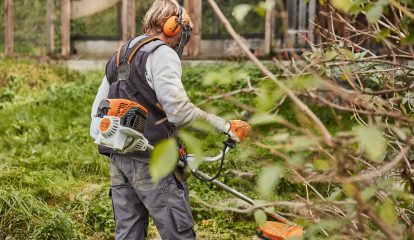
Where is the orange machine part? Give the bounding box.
[106,99,148,117]
[258,221,304,240]
[99,118,111,132]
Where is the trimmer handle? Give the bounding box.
[223,138,236,149]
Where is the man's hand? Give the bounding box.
[226,120,251,143]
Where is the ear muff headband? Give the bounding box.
[163,5,183,37]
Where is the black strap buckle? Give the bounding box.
[117,63,131,81]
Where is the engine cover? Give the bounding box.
[95,116,149,153]
[93,99,150,154]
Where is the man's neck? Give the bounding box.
[150,33,167,44]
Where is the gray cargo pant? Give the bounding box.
[109,153,196,240]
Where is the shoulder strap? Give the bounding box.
[116,36,158,67]
[108,36,158,85]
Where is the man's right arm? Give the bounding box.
[147,45,229,133]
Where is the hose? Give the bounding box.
[191,139,235,182]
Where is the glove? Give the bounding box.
[226,120,251,143]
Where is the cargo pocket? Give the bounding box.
[164,183,195,233]
[110,184,139,223]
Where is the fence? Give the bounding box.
[2,0,321,58]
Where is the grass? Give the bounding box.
[0,59,355,239]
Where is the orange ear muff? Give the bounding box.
[163,16,182,37]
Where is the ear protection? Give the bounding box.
[163,5,183,37]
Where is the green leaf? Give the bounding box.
[343,183,357,197]
[324,51,338,61]
[339,49,356,60]
[255,80,283,112]
[376,28,391,42]
[355,126,387,162]
[305,220,342,238]
[361,187,377,202]
[288,136,316,151]
[250,113,284,126]
[379,199,397,225]
[367,4,383,24]
[328,188,343,201]
[289,75,322,91]
[254,209,267,226]
[257,165,283,197]
[150,139,178,183]
[178,131,203,169]
[313,159,330,171]
[188,119,216,134]
[233,4,252,23]
[289,154,305,166]
[403,30,414,44]
[331,0,352,12]
[270,132,290,142]
[254,1,275,16]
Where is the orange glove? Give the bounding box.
[227,120,251,143]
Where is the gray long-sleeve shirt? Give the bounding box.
[90,44,228,139]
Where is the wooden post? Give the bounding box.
[298,0,307,46]
[315,0,327,44]
[184,0,202,58]
[129,0,136,38]
[61,0,71,57]
[47,0,55,55]
[264,0,275,55]
[121,0,136,42]
[286,0,297,48]
[308,0,316,43]
[4,0,13,56]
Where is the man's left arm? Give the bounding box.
[89,76,110,141]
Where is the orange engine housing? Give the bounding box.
[105,99,148,117]
[258,221,304,240]
[97,99,149,134]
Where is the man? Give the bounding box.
[90,0,251,239]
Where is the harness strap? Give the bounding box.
[116,38,134,67]
[127,37,158,64]
[110,36,156,85]
[115,45,122,67]
[115,36,158,68]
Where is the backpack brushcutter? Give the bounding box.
[94,98,304,240]
[94,99,153,153]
